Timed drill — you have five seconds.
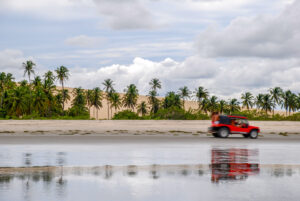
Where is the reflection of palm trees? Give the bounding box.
[104,165,113,179]
[56,152,66,185]
[150,165,159,179]
[127,165,138,177]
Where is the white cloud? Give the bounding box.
[65,35,105,48]
[1,49,300,100]
[0,49,49,80]
[67,56,300,99]
[196,0,300,58]
[93,0,158,29]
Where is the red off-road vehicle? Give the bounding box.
[208,115,260,139]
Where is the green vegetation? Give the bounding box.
[1,60,300,120]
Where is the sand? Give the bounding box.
[0,120,300,139]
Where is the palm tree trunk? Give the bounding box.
[62,82,65,113]
[110,107,112,119]
[28,75,31,115]
[107,102,109,120]
[97,108,99,120]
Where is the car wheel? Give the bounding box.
[218,127,229,138]
[249,130,258,139]
[243,134,250,138]
[212,133,219,138]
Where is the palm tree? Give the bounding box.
[137,101,148,116]
[32,86,47,116]
[109,93,122,116]
[102,79,114,119]
[178,86,190,110]
[288,93,297,115]
[261,94,273,115]
[195,86,209,111]
[228,98,240,114]
[55,66,69,112]
[218,100,227,114]
[33,76,42,88]
[86,89,93,116]
[0,72,7,109]
[43,71,56,117]
[149,78,161,91]
[91,87,103,119]
[281,90,292,116]
[23,60,36,114]
[7,86,27,117]
[23,60,36,84]
[200,98,210,114]
[148,90,159,114]
[269,87,283,116]
[255,93,264,111]
[123,84,139,111]
[241,92,254,111]
[163,92,182,109]
[208,96,218,113]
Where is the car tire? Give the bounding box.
[243,134,250,138]
[249,130,258,139]
[218,127,229,138]
[212,133,219,138]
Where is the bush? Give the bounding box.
[67,106,89,117]
[113,110,140,120]
[0,109,7,118]
[152,107,210,120]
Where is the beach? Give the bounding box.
[0,120,300,137]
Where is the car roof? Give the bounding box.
[227,115,247,119]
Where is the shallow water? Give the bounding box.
[1,142,300,201]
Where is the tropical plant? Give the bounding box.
[281,90,292,116]
[86,89,93,115]
[149,78,162,91]
[228,98,240,114]
[55,66,69,112]
[208,96,218,113]
[195,86,209,110]
[23,60,36,114]
[91,87,103,119]
[269,87,283,116]
[148,90,160,114]
[241,92,254,111]
[123,84,139,111]
[261,94,273,115]
[218,100,227,114]
[163,92,182,109]
[109,92,122,115]
[178,86,190,109]
[102,79,114,119]
[255,93,264,111]
[137,101,148,116]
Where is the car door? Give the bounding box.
[231,118,248,134]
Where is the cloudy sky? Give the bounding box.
[0,0,299,99]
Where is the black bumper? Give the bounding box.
[208,127,219,133]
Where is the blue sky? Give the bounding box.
[0,0,299,99]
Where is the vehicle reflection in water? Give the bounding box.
[211,148,259,183]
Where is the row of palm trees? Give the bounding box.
[1,60,299,119]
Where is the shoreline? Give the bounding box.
[0,120,300,137]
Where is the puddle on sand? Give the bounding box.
[0,145,300,201]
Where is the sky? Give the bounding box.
[0,0,299,99]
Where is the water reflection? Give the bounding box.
[210,148,259,183]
